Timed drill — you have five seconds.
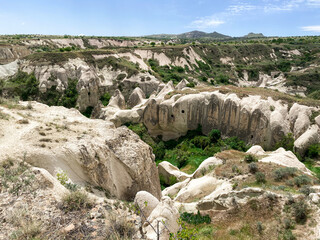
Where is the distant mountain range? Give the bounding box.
[145,31,265,40]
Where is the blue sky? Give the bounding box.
[0,0,320,37]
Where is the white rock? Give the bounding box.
[174,176,228,203]
[192,157,223,178]
[134,191,160,220]
[294,125,320,156]
[158,161,191,184]
[259,148,311,174]
[143,196,179,240]
[246,145,265,156]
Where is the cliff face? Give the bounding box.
[143,89,318,150]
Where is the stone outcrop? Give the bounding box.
[294,125,320,156]
[143,196,179,240]
[259,147,311,174]
[143,90,319,150]
[128,87,146,108]
[158,161,191,185]
[0,101,161,201]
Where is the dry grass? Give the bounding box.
[213,150,318,195]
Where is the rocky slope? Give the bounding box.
[0,100,161,201]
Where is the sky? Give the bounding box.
[0,0,320,37]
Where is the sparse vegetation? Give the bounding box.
[61,190,93,212]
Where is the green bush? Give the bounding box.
[208,129,221,143]
[190,136,210,149]
[223,137,248,151]
[255,172,266,183]
[293,175,312,187]
[293,200,308,224]
[274,133,294,152]
[306,143,320,158]
[81,106,94,118]
[180,211,211,225]
[273,167,297,181]
[248,162,258,173]
[100,92,111,106]
[61,191,92,212]
[244,154,258,163]
[2,71,39,101]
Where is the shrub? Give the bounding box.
[293,175,312,187]
[190,136,210,149]
[248,162,258,173]
[256,221,263,234]
[61,191,92,211]
[223,137,248,151]
[100,92,111,106]
[283,229,296,240]
[255,172,266,183]
[180,211,211,225]
[274,133,294,152]
[153,141,166,161]
[107,215,135,239]
[244,154,258,163]
[208,129,221,143]
[273,167,297,181]
[232,165,242,175]
[81,106,94,118]
[299,185,315,196]
[306,143,320,158]
[293,200,308,224]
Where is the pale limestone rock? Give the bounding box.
[174,176,228,203]
[143,196,179,240]
[0,60,19,79]
[192,157,224,178]
[259,148,311,174]
[175,79,189,91]
[294,125,320,156]
[310,193,320,204]
[0,102,161,201]
[315,115,320,127]
[162,179,191,198]
[158,161,191,185]
[31,167,69,200]
[108,89,126,109]
[246,145,266,156]
[128,87,146,108]
[134,191,160,220]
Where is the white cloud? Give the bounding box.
[307,0,320,5]
[301,25,320,32]
[189,17,225,29]
[227,4,257,14]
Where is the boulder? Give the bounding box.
[162,178,191,198]
[192,157,224,178]
[134,191,160,220]
[143,196,179,240]
[259,148,311,174]
[174,176,228,203]
[108,89,126,109]
[175,79,189,91]
[246,145,265,156]
[128,87,146,108]
[158,161,191,185]
[294,125,320,156]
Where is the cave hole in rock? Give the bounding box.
[181,110,185,113]
[171,114,174,118]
